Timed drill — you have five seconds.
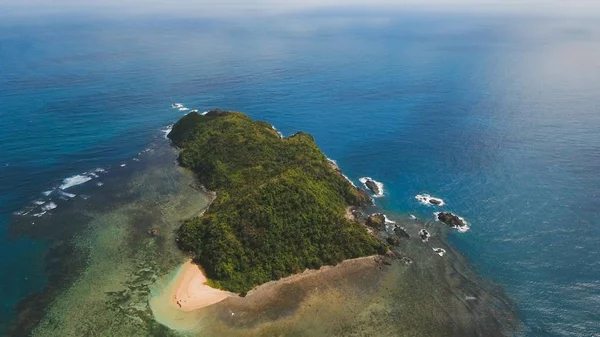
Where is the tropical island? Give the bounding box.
[168,109,387,294]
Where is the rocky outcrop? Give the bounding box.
[433,248,446,257]
[394,226,410,239]
[415,194,445,206]
[375,251,413,266]
[365,179,380,195]
[386,236,401,246]
[359,177,383,197]
[436,212,467,229]
[429,198,442,205]
[387,251,413,265]
[419,229,430,242]
[365,214,386,230]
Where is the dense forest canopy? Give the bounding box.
[169,110,386,292]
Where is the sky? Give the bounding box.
[1,0,600,19]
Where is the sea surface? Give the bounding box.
[1,7,599,336]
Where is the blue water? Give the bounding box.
[1,8,600,336]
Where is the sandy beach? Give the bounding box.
[171,260,235,311]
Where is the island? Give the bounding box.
[168,109,387,294]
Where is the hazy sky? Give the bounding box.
[2,0,600,18]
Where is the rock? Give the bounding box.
[429,198,442,205]
[385,251,413,265]
[365,179,380,195]
[415,194,445,206]
[419,229,430,242]
[365,213,386,230]
[386,236,401,246]
[374,255,392,265]
[394,226,410,239]
[436,212,467,229]
[352,210,366,220]
[399,255,413,265]
[433,248,446,257]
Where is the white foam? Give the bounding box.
[162,125,173,139]
[409,214,417,220]
[41,202,57,211]
[359,177,384,198]
[32,211,46,217]
[415,194,445,207]
[433,212,470,232]
[271,125,284,139]
[33,200,45,205]
[383,214,396,224]
[172,103,184,109]
[178,107,189,111]
[201,110,209,116]
[94,168,106,173]
[456,225,470,233]
[342,174,357,188]
[42,190,53,196]
[88,172,99,178]
[326,158,357,187]
[97,182,104,187]
[380,214,396,231]
[433,247,446,257]
[59,191,76,198]
[15,209,32,216]
[120,164,126,167]
[60,175,92,190]
[190,109,199,113]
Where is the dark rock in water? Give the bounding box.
[429,198,442,205]
[364,179,380,195]
[436,212,467,228]
[394,226,410,239]
[433,248,446,257]
[419,229,430,242]
[365,213,386,230]
[386,236,401,246]
[150,228,159,237]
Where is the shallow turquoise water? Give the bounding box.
[1,9,599,336]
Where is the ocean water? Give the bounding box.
[1,8,599,336]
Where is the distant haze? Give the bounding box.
[2,0,600,18]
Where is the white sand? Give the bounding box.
[172,260,235,311]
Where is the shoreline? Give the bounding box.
[244,255,378,297]
[170,260,236,311]
[149,254,383,332]
[164,255,380,313]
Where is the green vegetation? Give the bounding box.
[169,109,386,292]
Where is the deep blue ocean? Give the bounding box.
[1,8,599,336]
